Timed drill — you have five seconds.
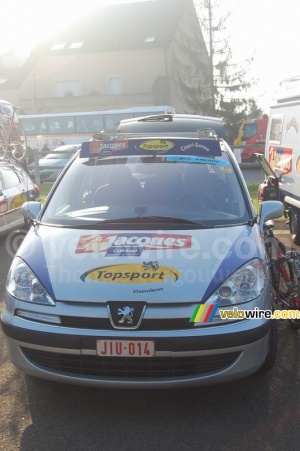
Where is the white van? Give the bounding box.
[257,75,300,244]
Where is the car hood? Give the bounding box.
[17,225,265,303]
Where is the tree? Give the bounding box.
[171,2,213,115]
[194,0,262,143]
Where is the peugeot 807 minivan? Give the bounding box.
[1,114,283,388]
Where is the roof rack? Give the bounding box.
[138,114,174,123]
[91,128,220,141]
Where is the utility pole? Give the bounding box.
[208,0,215,114]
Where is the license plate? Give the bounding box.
[96,339,155,357]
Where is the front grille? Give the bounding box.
[60,316,194,330]
[22,348,240,379]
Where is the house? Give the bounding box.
[0,0,211,115]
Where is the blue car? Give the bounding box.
[1,119,283,388]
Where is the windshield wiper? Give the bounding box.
[100,216,209,226]
[59,216,212,228]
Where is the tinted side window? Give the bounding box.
[76,115,104,133]
[20,118,47,135]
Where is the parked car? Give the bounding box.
[51,144,82,154]
[0,160,39,235]
[1,119,283,388]
[28,144,81,183]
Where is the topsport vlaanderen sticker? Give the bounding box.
[136,140,175,152]
[80,261,181,284]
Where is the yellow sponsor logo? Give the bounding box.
[138,140,175,152]
[81,262,181,284]
[10,194,27,209]
[296,156,300,174]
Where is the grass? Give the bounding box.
[247,183,259,213]
[39,183,53,203]
[38,182,261,213]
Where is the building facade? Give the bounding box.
[0,0,211,115]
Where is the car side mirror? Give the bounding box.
[21,201,42,224]
[259,200,284,234]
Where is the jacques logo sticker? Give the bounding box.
[76,233,192,256]
[80,261,181,284]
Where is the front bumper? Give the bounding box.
[1,312,272,388]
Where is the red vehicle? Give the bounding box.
[234,115,268,162]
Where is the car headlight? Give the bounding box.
[208,258,266,306]
[6,257,55,306]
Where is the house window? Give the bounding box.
[55,80,81,97]
[145,37,156,43]
[69,41,84,49]
[51,42,66,50]
[108,77,122,95]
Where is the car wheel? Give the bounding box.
[289,206,300,245]
[24,217,31,230]
[256,320,278,374]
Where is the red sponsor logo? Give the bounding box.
[269,146,292,175]
[76,233,192,254]
[0,200,9,214]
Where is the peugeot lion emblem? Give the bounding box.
[118,306,134,324]
[108,302,146,329]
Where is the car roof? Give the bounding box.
[0,160,23,168]
[52,144,81,152]
[117,114,225,138]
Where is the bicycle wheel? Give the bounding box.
[10,128,27,161]
[277,243,300,330]
[267,238,289,291]
[0,123,8,159]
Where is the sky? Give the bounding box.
[0,0,298,113]
[221,0,299,112]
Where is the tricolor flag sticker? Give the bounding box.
[189,304,219,323]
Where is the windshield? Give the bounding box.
[41,150,250,228]
[242,123,257,141]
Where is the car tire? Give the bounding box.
[256,320,278,374]
[289,206,300,245]
[24,217,31,231]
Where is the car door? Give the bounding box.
[0,171,10,230]
[0,165,27,232]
